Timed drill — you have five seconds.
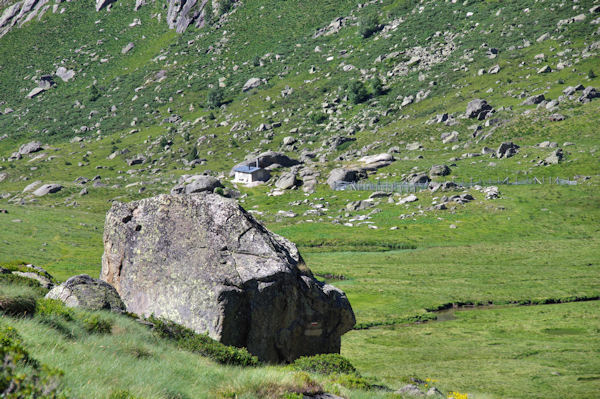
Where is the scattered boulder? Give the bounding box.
[465,99,493,119]
[429,164,451,177]
[406,142,423,151]
[327,168,367,189]
[496,142,519,159]
[396,384,424,397]
[171,175,224,194]
[121,42,135,54]
[242,77,262,92]
[18,141,43,156]
[11,264,55,289]
[101,194,355,363]
[398,194,418,204]
[537,65,552,74]
[544,148,564,165]
[407,173,431,184]
[275,172,299,190]
[441,131,459,144]
[46,274,125,312]
[522,94,545,105]
[346,200,374,211]
[359,153,395,169]
[33,184,62,197]
[96,0,117,11]
[56,67,75,82]
[429,181,460,192]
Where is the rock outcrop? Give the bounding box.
[167,0,211,33]
[101,194,355,363]
[46,274,125,312]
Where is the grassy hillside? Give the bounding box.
[0,0,599,398]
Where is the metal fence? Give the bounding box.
[333,176,578,193]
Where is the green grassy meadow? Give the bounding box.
[1,0,600,397]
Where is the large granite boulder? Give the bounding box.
[101,194,355,363]
[46,274,125,312]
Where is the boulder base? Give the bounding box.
[101,194,355,363]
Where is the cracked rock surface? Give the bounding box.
[101,193,355,363]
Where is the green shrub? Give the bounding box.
[149,317,259,367]
[310,112,328,124]
[332,374,373,390]
[82,314,113,334]
[291,353,357,375]
[347,81,369,104]
[219,0,234,15]
[89,84,100,102]
[588,69,596,79]
[207,88,224,109]
[187,146,199,161]
[369,77,385,96]
[358,14,380,38]
[36,299,74,321]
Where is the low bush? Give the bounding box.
[82,314,113,334]
[309,112,328,124]
[36,299,74,321]
[358,14,380,38]
[332,374,373,390]
[290,353,356,376]
[347,81,369,104]
[149,317,259,367]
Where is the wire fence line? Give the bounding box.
[333,176,578,193]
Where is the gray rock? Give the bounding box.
[398,194,418,204]
[397,384,424,397]
[11,264,55,289]
[369,191,392,199]
[242,77,262,92]
[346,200,374,211]
[33,184,62,197]
[96,0,116,11]
[549,113,565,122]
[167,0,210,33]
[537,65,552,74]
[56,67,75,82]
[326,168,367,189]
[496,142,519,159]
[406,142,423,151]
[23,181,41,193]
[18,141,43,156]
[171,175,224,194]
[441,131,459,144]
[359,153,395,169]
[429,164,451,177]
[522,94,545,105]
[121,42,135,54]
[275,172,299,190]
[408,173,431,184]
[465,99,492,119]
[426,387,444,397]
[544,148,564,165]
[101,194,355,362]
[580,86,599,101]
[46,274,125,312]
